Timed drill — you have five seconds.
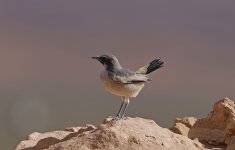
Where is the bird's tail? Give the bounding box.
[137,58,164,74]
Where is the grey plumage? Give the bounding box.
[109,69,150,84]
[92,54,164,119]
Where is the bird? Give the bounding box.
[92,54,164,120]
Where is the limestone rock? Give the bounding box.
[16,131,72,150]
[170,122,190,136]
[188,97,235,146]
[15,124,96,150]
[175,117,197,128]
[64,126,82,132]
[48,117,206,150]
[226,136,235,150]
[16,97,235,150]
[170,117,197,136]
[16,117,206,150]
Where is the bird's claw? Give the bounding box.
[112,115,128,121]
[122,116,129,120]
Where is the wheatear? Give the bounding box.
[92,54,164,119]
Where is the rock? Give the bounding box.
[170,122,190,136]
[170,117,197,136]
[16,131,71,150]
[175,117,197,128]
[75,124,97,135]
[15,124,96,150]
[16,117,206,150]
[47,117,206,150]
[226,136,235,150]
[64,126,82,132]
[16,97,235,150]
[188,97,235,146]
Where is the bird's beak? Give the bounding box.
[92,56,100,60]
[92,56,104,65]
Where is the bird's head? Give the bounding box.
[92,54,122,70]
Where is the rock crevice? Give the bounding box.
[16,98,235,150]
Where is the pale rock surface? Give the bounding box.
[16,131,72,150]
[175,117,197,128]
[170,117,197,136]
[16,97,235,150]
[170,122,190,136]
[226,136,235,150]
[188,98,235,147]
[48,117,206,150]
[16,124,96,150]
[16,117,206,150]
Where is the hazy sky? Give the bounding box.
[1,1,235,149]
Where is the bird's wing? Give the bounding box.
[111,69,150,84]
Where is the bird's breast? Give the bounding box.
[100,71,145,98]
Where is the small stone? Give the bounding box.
[64,126,82,132]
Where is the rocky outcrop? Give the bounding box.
[16,124,96,150]
[170,97,235,150]
[16,97,235,150]
[226,136,235,150]
[189,98,235,146]
[170,117,197,136]
[17,117,206,150]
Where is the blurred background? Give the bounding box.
[1,1,235,149]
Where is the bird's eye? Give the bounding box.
[103,57,108,61]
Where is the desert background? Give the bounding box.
[1,1,235,149]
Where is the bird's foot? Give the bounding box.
[121,116,129,120]
[112,115,121,120]
[112,115,128,121]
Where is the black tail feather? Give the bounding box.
[146,58,164,74]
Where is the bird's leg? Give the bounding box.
[115,97,125,119]
[116,101,125,119]
[121,97,130,119]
